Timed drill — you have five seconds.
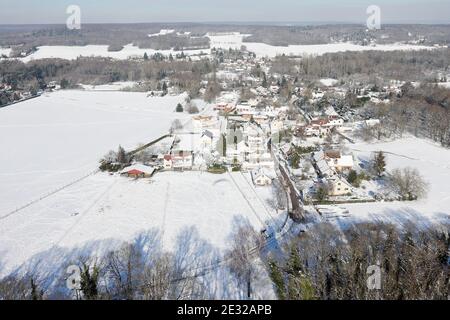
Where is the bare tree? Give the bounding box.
[389,167,429,200]
[104,243,145,299]
[185,102,200,114]
[170,119,183,134]
[225,219,265,299]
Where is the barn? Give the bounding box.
[121,164,155,178]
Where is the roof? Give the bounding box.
[202,130,214,139]
[325,150,341,159]
[173,133,201,152]
[317,159,334,177]
[313,150,325,162]
[328,155,354,168]
[121,164,155,175]
[251,167,276,181]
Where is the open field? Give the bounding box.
[0,171,279,280]
[0,90,190,215]
[1,32,437,61]
[209,32,437,57]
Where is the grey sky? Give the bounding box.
[1,0,449,24]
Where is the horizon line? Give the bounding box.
[1,20,450,27]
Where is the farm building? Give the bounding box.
[121,164,155,178]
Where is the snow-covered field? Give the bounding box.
[148,29,175,37]
[21,44,208,62]
[80,81,138,91]
[207,32,436,57]
[320,78,339,87]
[0,89,281,288]
[12,32,437,62]
[437,82,450,89]
[0,171,278,278]
[325,137,450,228]
[0,90,189,215]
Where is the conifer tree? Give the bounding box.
[372,151,386,177]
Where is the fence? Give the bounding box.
[1,168,100,220]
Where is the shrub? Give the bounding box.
[175,103,184,112]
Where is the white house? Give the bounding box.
[200,130,214,149]
[251,167,274,186]
[163,155,173,169]
[171,151,193,170]
[324,150,354,172]
[326,176,353,196]
[324,115,344,127]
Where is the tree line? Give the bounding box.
[268,222,449,300]
[0,56,216,98]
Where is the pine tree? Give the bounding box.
[372,151,386,177]
[347,170,359,186]
[162,82,168,95]
[175,103,184,113]
[316,186,328,202]
[288,274,316,300]
[30,278,43,300]
[286,244,302,275]
[262,72,268,88]
[60,78,69,89]
[80,263,99,300]
[143,52,149,60]
[222,133,227,157]
[268,260,286,300]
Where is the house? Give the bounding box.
[236,104,252,114]
[326,176,353,196]
[163,155,173,169]
[324,150,354,172]
[270,120,284,133]
[295,121,330,137]
[365,119,381,127]
[214,103,229,111]
[316,159,335,178]
[121,164,155,178]
[200,130,214,148]
[192,116,217,132]
[251,167,274,186]
[325,115,344,127]
[171,151,193,170]
[313,150,354,175]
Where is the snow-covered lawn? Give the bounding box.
[0,90,189,215]
[0,171,273,278]
[325,137,450,228]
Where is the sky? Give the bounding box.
[1,0,449,24]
